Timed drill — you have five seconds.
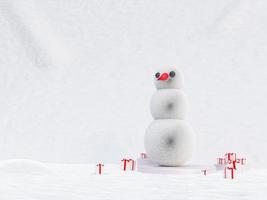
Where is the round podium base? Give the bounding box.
[137,158,217,175]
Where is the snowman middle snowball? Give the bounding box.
[144,67,195,166]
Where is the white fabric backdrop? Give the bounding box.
[0,0,266,167]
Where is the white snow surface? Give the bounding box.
[0,0,267,167]
[0,159,50,175]
[0,159,266,200]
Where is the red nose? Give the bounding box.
[158,73,169,81]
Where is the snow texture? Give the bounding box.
[0,0,267,168]
[0,159,266,200]
[0,159,50,175]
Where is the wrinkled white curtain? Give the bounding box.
[0,0,266,167]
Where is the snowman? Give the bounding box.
[144,66,195,166]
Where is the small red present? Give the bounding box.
[241,158,246,165]
[217,158,225,165]
[121,158,135,171]
[225,153,236,162]
[121,159,129,171]
[201,169,207,176]
[96,163,104,175]
[140,153,147,159]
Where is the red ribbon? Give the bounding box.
[121,159,129,171]
[202,170,207,176]
[96,163,104,174]
[225,167,235,179]
[232,161,236,170]
[225,153,236,161]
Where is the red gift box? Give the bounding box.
[121,159,135,171]
[225,153,236,162]
[241,158,246,165]
[96,163,104,175]
[217,158,225,165]
[201,169,207,176]
[140,153,147,159]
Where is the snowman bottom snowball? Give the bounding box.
[144,119,195,166]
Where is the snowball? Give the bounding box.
[144,119,195,166]
[154,66,184,89]
[150,89,188,119]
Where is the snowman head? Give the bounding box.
[154,66,184,89]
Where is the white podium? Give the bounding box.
[137,158,217,175]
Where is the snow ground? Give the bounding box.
[0,159,266,200]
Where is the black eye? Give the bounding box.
[169,71,175,78]
[155,72,160,78]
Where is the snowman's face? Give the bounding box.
[154,67,184,89]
